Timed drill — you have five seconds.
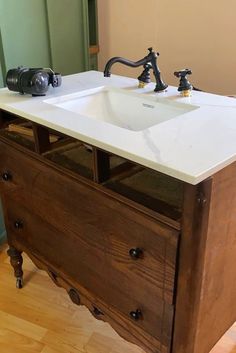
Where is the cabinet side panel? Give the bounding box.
[172,179,213,353]
[173,162,236,353]
[194,162,236,352]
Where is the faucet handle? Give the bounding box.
[174,69,192,78]
[148,47,159,56]
[138,63,152,88]
[174,69,192,97]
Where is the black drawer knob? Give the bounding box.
[129,248,143,259]
[14,220,23,229]
[2,172,12,181]
[130,309,142,321]
[93,306,104,316]
[68,288,80,305]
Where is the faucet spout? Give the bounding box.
[104,56,153,77]
[103,48,168,92]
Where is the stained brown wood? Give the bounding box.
[45,141,94,179]
[3,204,171,353]
[0,135,180,353]
[171,180,212,353]
[0,138,181,231]
[0,137,180,230]
[3,170,178,349]
[0,243,235,353]
[32,123,51,154]
[173,162,236,353]
[2,117,236,353]
[89,45,99,55]
[0,109,4,128]
[93,147,110,183]
[109,161,143,181]
[8,124,59,143]
[0,109,21,128]
[29,250,166,353]
[7,246,23,284]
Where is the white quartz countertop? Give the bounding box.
[1,70,236,185]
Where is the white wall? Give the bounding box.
[97,0,236,95]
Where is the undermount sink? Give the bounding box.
[45,86,199,131]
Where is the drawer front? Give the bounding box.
[1,142,179,348]
[5,194,177,348]
[0,142,40,194]
[0,142,178,301]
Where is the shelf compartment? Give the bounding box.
[44,141,94,180]
[44,142,128,182]
[104,168,184,221]
[0,109,72,153]
[44,139,183,221]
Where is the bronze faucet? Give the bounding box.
[104,47,168,92]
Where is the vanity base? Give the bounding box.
[1,112,236,353]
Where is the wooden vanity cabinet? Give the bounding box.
[1,112,236,353]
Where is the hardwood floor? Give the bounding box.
[0,243,236,353]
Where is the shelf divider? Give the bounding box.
[93,147,110,183]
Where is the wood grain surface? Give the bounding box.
[173,162,236,353]
[2,116,236,353]
[0,139,180,352]
[0,244,235,353]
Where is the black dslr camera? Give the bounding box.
[6,67,62,96]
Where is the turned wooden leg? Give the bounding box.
[7,247,23,288]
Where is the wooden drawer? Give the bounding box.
[1,141,179,349]
[0,140,94,193]
[0,142,179,299]
[0,143,179,301]
[0,141,46,195]
[5,191,178,348]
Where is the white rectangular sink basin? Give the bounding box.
[45,86,199,131]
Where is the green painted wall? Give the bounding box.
[0,0,97,87]
[88,0,98,46]
[0,0,51,70]
[0,27,6,86]
[46,0,89,74]
[0,62,3,87]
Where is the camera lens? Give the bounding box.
[6,67,28,94]
[21,70,49,96]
